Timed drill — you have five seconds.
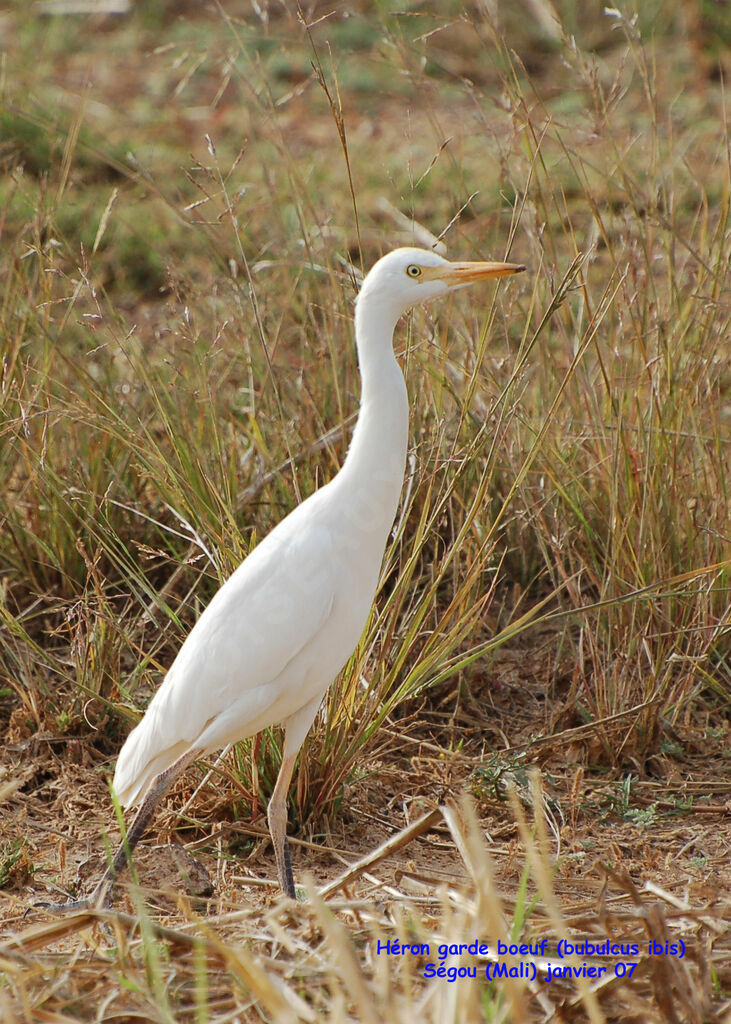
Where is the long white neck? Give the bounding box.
[331,298,409,548]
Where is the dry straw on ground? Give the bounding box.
[1,0,729,1020]
[2,793,729,1022]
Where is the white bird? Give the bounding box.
[74,247,524,905]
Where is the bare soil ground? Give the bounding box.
[2,630,729,1020]
[0,3,729,1021]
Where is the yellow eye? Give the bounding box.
[406,265,422,279]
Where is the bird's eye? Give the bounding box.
[406,265,422,279]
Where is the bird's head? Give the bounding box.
[356,246,525,322]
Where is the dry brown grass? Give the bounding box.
[2,783,729,1022]
[1,1,729,1020]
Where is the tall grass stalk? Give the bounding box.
[0,2,727,828]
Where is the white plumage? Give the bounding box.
[99,246,524,902]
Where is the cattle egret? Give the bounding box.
[54,246,524,907]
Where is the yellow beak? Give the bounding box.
[436,260,526,285]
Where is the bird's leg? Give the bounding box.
[37,746,202,914]
[92,745,205,906]
[251,732,261,820]
[267,751,298,899]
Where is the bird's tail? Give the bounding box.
[112,715,190,808]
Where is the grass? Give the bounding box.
[0,1,729,1021]
[2,795,722,1023]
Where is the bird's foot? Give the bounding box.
[34,874,116,915]
[32,895,92,915]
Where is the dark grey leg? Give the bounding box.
[267,751,297,899]
[37,746,202,913]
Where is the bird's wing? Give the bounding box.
[113,502,339,804]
